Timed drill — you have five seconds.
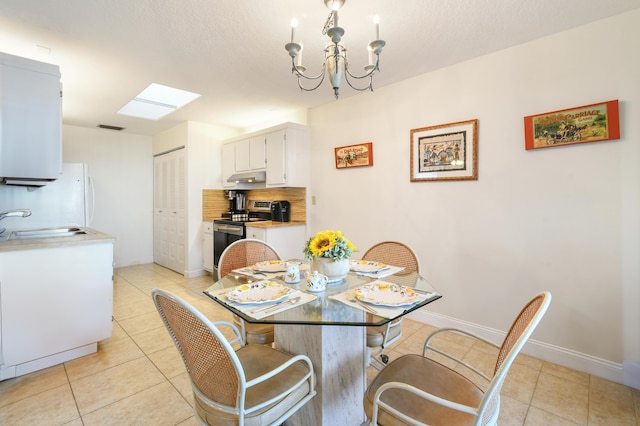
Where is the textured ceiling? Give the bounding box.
[1,0,639,136]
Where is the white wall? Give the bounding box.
[307,9,640,381]
[62,125,154,268]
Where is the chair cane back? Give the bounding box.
[218,239,281,345]
[152,289,316,426]
[362,241,421,369]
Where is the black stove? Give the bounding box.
[212,200,276,279]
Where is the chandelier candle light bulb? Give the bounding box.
[374,14,380,40]
[290,18,297,43]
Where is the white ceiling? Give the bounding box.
[1,0,639,136]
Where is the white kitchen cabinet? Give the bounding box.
[0,53,62,184]
[234,138,250,172]
[0,239,114,380]
[221,142,236,189]
[220,123,308,189]
[153,148,186,274]
[265,125,308,187]
[203,221,213,272]
[249,137,266,170]
[246,224,306,260]
[229,137,266,173]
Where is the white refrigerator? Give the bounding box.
[0,163,92,230]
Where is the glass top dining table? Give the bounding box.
[203,263,442,327]
[203,261,442,426]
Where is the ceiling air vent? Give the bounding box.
[97,124,125,131]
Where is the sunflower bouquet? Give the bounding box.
[303,230,356,262]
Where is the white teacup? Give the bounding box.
[284,261,300,283]
[306,270,328,292]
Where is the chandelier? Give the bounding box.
[284,0,385,99]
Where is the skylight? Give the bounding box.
[117,83,201,120]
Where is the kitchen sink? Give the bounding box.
[7,226,92,240]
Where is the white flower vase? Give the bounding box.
[312,257,350,284]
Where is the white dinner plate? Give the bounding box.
[353,282,420,307]
[254,260,287,272]
[226,281,294,304]
[350,260,388,272]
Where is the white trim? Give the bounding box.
[407,310,624,385]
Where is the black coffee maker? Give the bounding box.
[226,191,246,213]
[270,201,290,222]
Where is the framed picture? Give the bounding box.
[335,142,373,169]
[524,100,620,150]
[410,119,478,182]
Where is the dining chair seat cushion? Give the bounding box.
[364,354,484,426]
[233,314,274,346]
[194,344,314,426]
[245,323,275,346]
[366,321,402,348]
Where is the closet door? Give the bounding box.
[153,148,186,274]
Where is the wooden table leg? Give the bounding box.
[276,323,367,426]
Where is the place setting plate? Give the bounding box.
[253,260,287,272]
[353,282,420,307]
[349,260,388,273]
[226,281,294,304]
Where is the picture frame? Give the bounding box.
[334,142,373,169]
[524,100,620,150]
[410,119,478,182]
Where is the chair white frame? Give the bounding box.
[369,291,552,426]
[153,288,316,426]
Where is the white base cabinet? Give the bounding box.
[246,224,306,260]
[0,241,114,380]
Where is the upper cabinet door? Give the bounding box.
[266,130,287,186]
[249,136,266,170]
[221,143,236,188]
[234,139,250,172]
[0,53,62,181]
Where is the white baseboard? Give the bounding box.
[184,268,210,278]
[407,310,625,386]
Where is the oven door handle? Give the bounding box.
[215,225,243,234]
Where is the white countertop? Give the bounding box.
[0,227,115,252]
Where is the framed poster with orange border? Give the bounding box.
[524,100,620,150]
[334,142,373,169]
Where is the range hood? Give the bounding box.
[227,171,266,183]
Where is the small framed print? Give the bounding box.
[524,100,620,150]
[335,142,373,169]
[410,119,478,182]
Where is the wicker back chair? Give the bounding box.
[365,291,551,426]
[152,289,316,426]
[219,239,280,345]
[363,241,421,274]
[362,241,421,369]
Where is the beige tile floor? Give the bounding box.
[1,263,639,425]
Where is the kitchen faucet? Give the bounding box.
[0,209,32,234]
